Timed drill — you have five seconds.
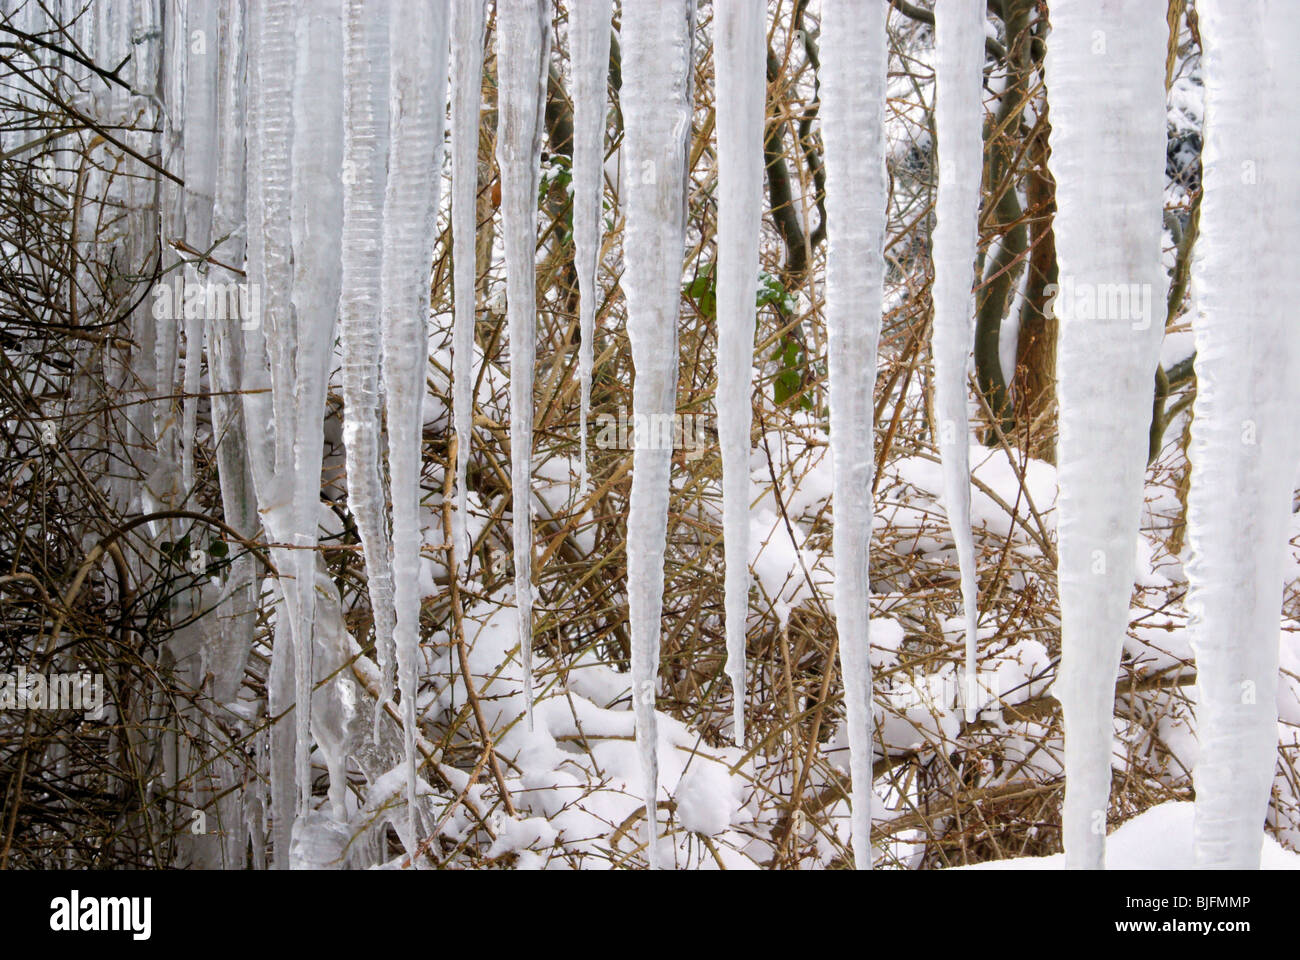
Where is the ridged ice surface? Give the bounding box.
[621,0,695,870]
[1043,0,1168,869]
[820,0,887,871]
[1188,0,1300,869]
[931,0,984,724]
[340,0,395,738]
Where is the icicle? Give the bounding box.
[451,0,487,574]
[340,0,396,738]
[495,0,551,728]
[181,0,219,494]
[713,0,764,747]
[820,0,887,871]
[207,0,258,705]
[381,0,449,851]
[571,0,611,499]
[620,0,696,870]
[288,0,345,816]
[243,0,301,867]
[1187,0,1300,869]
[1043,2,1168,869]
[931,0,985,724]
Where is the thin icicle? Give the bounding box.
[571,0,611,500]
[340,0,396,738]
[207,0,257,706]
[931,0,985,724]
[495,0,551,729]
[181,0,218,494]
[820,0,887,871]
[451,0,487,575]
[381,1,449,851]
[713,0,765,746]
[1188,0,1300,869]
[1043,1,1168,869]
[620,0,695,870]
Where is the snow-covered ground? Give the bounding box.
[955,803,1300,870]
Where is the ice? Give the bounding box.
[181,0,218,494]
[820,0,888,870]
[451,0,487,575]
[340,0,396,737]
[931,0,985,724]
[1186,0,1300,869]
[289,0,345,814]
[380,1,449,851]
[570,0,612,499]
[495,0,552,729]
[1043,1,1168,869]
[713,0,765,746]
[620,0,696,869]
[246,0,300,867]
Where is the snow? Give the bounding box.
[570,0,612,499]
[620,0,696,869]
[1043,0,1169,869]
[931,0,985,724]
[495,0,552,729]
[820,0,888,871]
[713,0,765,747]
[956,802,1300,870]
[1185,0,1300,869]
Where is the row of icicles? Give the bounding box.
[130,0,1300,868]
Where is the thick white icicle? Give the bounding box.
[621,0,695,871]
[246,0,299,868]
[713,0,765,746]
[340,0,396,738]
[571,0,611,499]
[1043,1,1168,869]
[931,0,985,724]
[820,0,887,871]
[288,0,345,815]
[381,1,449,850]
[495,0,551,728]
[1188,0,1300,869]
[451,0,487,574]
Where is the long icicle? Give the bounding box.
[246,0,300,868]
[1043,1,1168,869]
[714,0,765,747]
[621,0,696,871]
[495,0,551,729]
[820,0,887,871]
[931,0,985,723]
[340,0,396,739]
[1188,0,1300,868]
[571,0,611,499]
[381,0,449,852]
[451,0,487,579]
[288,0,345,816]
